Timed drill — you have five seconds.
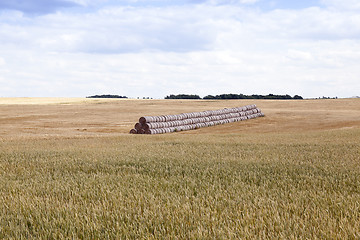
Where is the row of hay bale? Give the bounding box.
[130,104,264,134]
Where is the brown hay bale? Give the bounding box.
[142,123,150,131]
[135,122,142,131]
[139,116,153,124]
[137,129,145,134]
[130,129,137,134]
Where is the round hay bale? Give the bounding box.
[142,123,150,131]
[137,129,145,134]
[150,129,158,134]
[151,116,158,122]
[139,116,150,124]
[134,123,142,131]
[130,129,137,134]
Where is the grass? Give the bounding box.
[1,128,360,239]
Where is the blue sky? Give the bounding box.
[0,0,359,98]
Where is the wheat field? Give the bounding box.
[0,98,359,239]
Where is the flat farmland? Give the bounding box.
[1,98,359,138]
[0,98,360,239]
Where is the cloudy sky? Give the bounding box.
[0,0,359,98]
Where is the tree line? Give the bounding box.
[86,94,128,99]
[165,94,303,100]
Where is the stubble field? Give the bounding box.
[0,98,360,239]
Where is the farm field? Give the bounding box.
[0,98,360,238]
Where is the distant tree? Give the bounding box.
[86,94,127,98]
[206,93,303,100]
[164,93,304,100]
[165,94,201,99]
[203,95,216,99]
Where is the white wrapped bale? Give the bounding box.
[133,104,264,134]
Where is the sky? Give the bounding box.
[0,0,359,98]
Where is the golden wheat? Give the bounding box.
[0,98,359,239]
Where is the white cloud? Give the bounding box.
[321,0,360,10]
[207,0,259,4]
[286,49,313,61]
[0,2,359,98]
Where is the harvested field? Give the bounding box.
[0,98,359,138]
[0,98,360,238]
